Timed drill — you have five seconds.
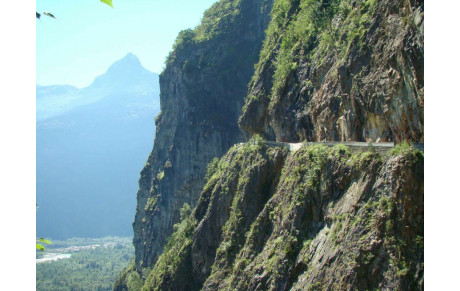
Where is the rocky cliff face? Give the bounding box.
[130,0,274,272]
[240,0,423,143]
[139,141,423,291]
[114,0,423,290]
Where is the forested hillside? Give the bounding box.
[36,237,134,291]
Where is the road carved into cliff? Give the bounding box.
[262,141,424,153]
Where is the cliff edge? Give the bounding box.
[114,0,423,290]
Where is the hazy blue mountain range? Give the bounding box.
[36,53,160,239]
[37,53,159,121]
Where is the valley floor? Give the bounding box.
[36,236,134,291]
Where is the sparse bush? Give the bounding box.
[331,143,351,158]
[156,171,165,180]
[205,157,220,181]
[388,141,423,161]
[179,203,192,221]
[248,134,265,148]
[367,142,376,152]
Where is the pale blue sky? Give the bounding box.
[36,0,217,88]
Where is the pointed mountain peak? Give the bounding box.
[84,53,158,96]
[121,52,141,64]
[106,53,143,73]
[124,52,138,60]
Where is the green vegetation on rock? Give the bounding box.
[245,0,379,116]
[118,0,424,289]
[139,141,423,290]
[240,0,423,143]
[143,202,198,290]
[388,141,424,160]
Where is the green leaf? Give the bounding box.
[39,238,51,244]
[43,12,56,19]
[100,0,113,8]
[36,243,45,251]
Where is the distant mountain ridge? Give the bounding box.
[36,53,161,239]
[36,84,79,98]
[36,53,160,121]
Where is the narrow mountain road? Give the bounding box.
[263,141,424,153]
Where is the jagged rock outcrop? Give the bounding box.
[239,0,423,143]
[141,141,423,290]
[129,0,274,275]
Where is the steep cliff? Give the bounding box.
[139,140,423,290]
[114,0,423,290]
[130,0,274,273]
[240,0,423,143]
